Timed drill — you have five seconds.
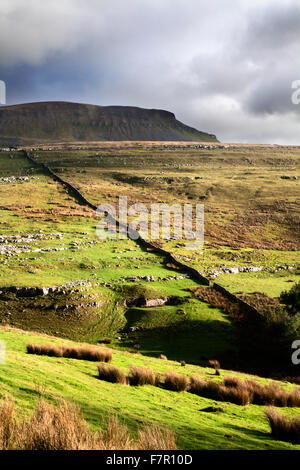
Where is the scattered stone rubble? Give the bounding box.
[0,232,101,257]
[0,176,39,183]
[159,144,229,150]
[127,275,156,282]
[125,274,187,282]
[0,232,65,256]
[206,264,298,279]
[9,280,93,297]
[0,245,68,257]
[0,233,63,243]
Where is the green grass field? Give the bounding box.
[0,145,299,449]
[1,326,299,450]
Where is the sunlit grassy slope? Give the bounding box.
[1,326,299,450]
[0,151,234,362]
[36,144,300,297]
[0,146,299,450]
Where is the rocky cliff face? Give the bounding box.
[0,101,218,144]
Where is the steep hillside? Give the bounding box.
[0,101,218,144]
[0,326,299,450]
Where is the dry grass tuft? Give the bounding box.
[0,398,177,450]
[265,407,300,444]
[223,376,245,388]
[129,366,160,387]
[0,397,16,450]
[159,354,168,360]
[224,376,300,407]
[20,400,96,450]
[27,342,112,362]
[189,376,251,405]
[221,386,251,405]
[164,371,189,392]
[97,364,127,384]
[26,343,63,357]
[138,424,177,450]
[98,415,133,450]
[209,359,221,375]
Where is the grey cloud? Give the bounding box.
[241,2,300,54]
[0,0,299,143]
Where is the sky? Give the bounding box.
[0,0,299,143]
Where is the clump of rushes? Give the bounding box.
[0,397,16,450]
[26,343,63,357]
[223,376,245,388]
[164,371,189,392]
[97,364,127,384]
[209,360,221,376]
[189,376,251,405]
[221,385,251,406]
[98,338,112,344]
[190,375,300,407]
[265,407,300,444]
[0,398,177,450]
[138,425,177,450]
[224,376,300,407]
[159,354,168,360]
[63,345,112,363]
[26,343,112,362]
[129,366,160,386]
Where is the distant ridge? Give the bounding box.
[0,101,218,144]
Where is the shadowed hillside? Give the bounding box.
[0,101,218,144]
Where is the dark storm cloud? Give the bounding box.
[242,2,300,54]
[0,0,299,143]
[237,2,300,117]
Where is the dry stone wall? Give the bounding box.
[23,150,261,318]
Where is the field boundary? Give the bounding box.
[23,150,262,318]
